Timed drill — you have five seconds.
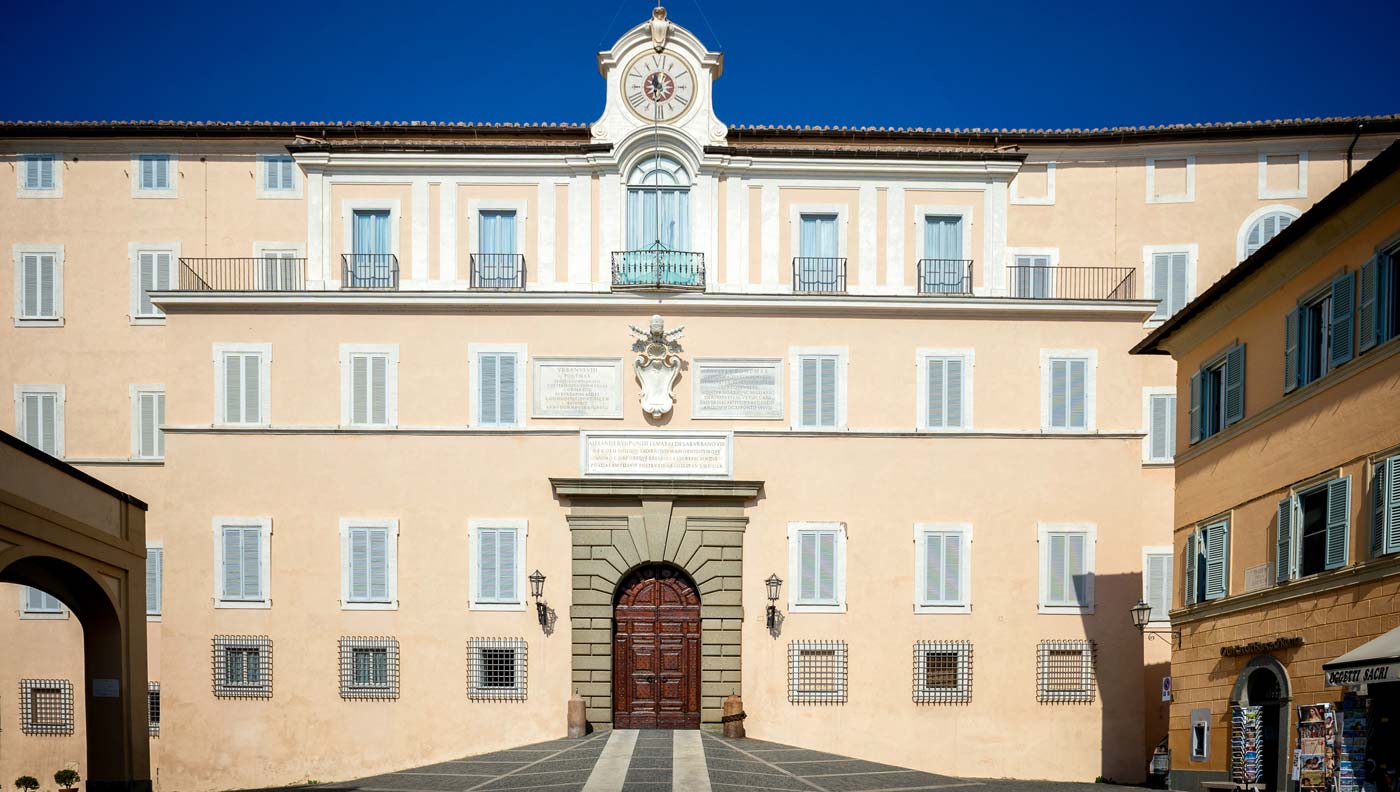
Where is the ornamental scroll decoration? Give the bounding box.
[630,314,685,418]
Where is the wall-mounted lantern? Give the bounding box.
[1130,599,1179,646]
[529,569,548,629]
[765,573,783,629]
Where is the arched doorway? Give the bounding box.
[1231,655,1292,792]
[613,564,701,729]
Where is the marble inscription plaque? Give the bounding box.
[533,357,624,418]
[581,431,733,478]
[692,358,783,419]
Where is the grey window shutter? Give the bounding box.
[945,359,963,428]
[1068,533,1089,606]
[1359,257,1379,354]
[498,528,517,601]
[349,527,369,600]
[1068,359,1087,429]
[1152,253,1171,320]
[141,156,154,189]
[800,358,818,427]
[1223,345,1245,426]
[1170,253,1188,315]
[1150,395,1171,459]
[1284,309,1300,393]
[156,393,165,458]
[1325,477,1351,570]
[1047,534,1066,603]
[241,527,262,599]
[243,354,260,424]
[352,356,369,424]
[368,528,388,601]
[817,531,835,601]
[498,353,517,425]
[927,360,945,428]
[1146,554,1172,620]
[40,255,54,317]
[1277,498,1293,583]
[924,533,941,601]
[146,548,162,615]
[222,527,242,598]
[1050,360,1068,428]
[139,252,156,315]
[799,531,817,600]
[371,355,388,425]
[1331,272,1356,367]
[1188,370,1202,444]
[139,393,159,457]
[818,357,836,427]
[1183,532,1197,605]
[944,534,961,603]
[480,354,499,425]
[1203,522,1228,600]
[224,354,243,422]
[1374,461,1388,558]
[1386,457,1400,556]
[264,158,277,191]
[479,528,498,600]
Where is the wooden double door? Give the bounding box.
[612,565,701,729]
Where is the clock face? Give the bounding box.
[622,53,695,123]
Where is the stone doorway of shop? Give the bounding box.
[612,564,701,729]
[1246,669,1284,791]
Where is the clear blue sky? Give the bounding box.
[8,0,1399,129]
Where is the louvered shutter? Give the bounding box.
[927,359,945,428]
[1284,309,1300,393]
[1170,252,1188,315]
[1150,394,1173,460]
[1359,257,1379,353]
[1183,532,1197,605]
[21,253,56,318]
[1145,554,1171,621]
[497,528,517,601]
[1223,345,1245,426]
[1047,533,1067,603]
[498,353,517,426]
[1277,497,1293,584]
[1386,457,1400,556]
[241,527,262,599]
[817,531,835,602]
[243,354,260,424]
[349,527,370,600]
[1374,461,1388,558]
[1325,477,1351,570]
[368,527,388,600]
[800,357,818,427]
[945,359,963,428]
[22,254,39,317]
[352,356,369,424]
[223,354,243,423]
[141,156,155,189]
[221,527,242,599]
[146,548,163,615]
[371,355,387,425]
[1068,359,1087,429]
[138,392,163,458]
[924,533,942,601]
[1331,272,1355,367]
[1152,253,1171,320]
[479,528,498,600]
[1203,521,1228,600]
[799,531,817,600]
[1068,533,1089,606]
[818,356,836,427]
[154,157,169,189]
[139,252,156,315]
[1050,359,1068,428]
[943,534,961,604]
[480,354,499,425]
[1188,371,1202,444]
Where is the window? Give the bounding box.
[348,208,396,288]
[14,245,63,324]
[1146,156,1195,203]
[1240,208,1298,260]
[258,155,298,197]
[475,209,522,288]
[14,385,64,457]
[1277,477,1351,582]
[1036,640,1095,703]
[133,154,176,197]
[1142,547,1173,623]
[1144,389,1177,463]
[18,154,60,197]
[129,245,176,322]
[467,637,528,700]
[1184,517,1230,604]
[1146,246,1194,321]
[214,518,271,608]
[787,640,847,704]
[1010,162,1055,205]
[214,343,271,426]
[148,682,160,736]
[1038,523,1095,613]
[1188,344,1245,443]
[470,344,526,428]
[918,350,973,431]
[795,213,843,292]
[469,520,526,610]
[1259,152,1307,199]
[914,523,971,613]
[20,586,65,619]
[626,155,690,251]
[1011,253,1054,298]
[339,345,398,428]
[339,637,399,699]
[912,641,972,703]
[20,679,74,734]
[212,635,272,698]
[920,215,967,294]
[1041,350,1095,432]
[1286,273,1355,392]
[790,348,846,430]
[131,385,166,459]
[1373,455,1400,558]
[340,519,398,609]
[1360,247,1400,353]
[787,522,846,613]
[253,247,302,290]
[146,543,163,618]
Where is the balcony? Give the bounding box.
[470,253,526,290]
[917,259,973,295]
[1007,266,1136,300]
[341,254,400,290]
[178,257,308,291]
[793,257,847,294]
[611,249,705,291]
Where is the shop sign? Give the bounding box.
[1220,636,1304,657]
[1325,662,1400,687]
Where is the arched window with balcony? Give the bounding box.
[616,155,701,288]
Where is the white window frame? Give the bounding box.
[212,517,272,609]
[129,384,167,460]
[916,348,974,431]
[128,242,180,325]
[16,153,62,198]
[1037,522,1097,614]
[131,153,177,198]
[1258,151,1308,200]
[1007,246,1061,298]
[213,343,272,427]
[1145,154,1196,204]
[1142,545,1173,624]
[338,344,400,428]
[12,244,64,327]
[468,519,528,611]
[1236,204,1302,262]
[913,205,974,261]
[18,586,68,620]
[913,522,972,614]
[788,346,848,431]
[788,203,850,263]
[1142,244,1198,325]
[469,343,528,428]
[13,384,65,458]
[1010,161,1056,205]
[256,154,302,199]
[786,521,847,613]
[1039,349,1097,432]
[1142,386,1177,464]
[338,518,399,610]
[467,199,529,255]
[146,540,163,622]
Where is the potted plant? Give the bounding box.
[54,770,80,792]
[14,778,39,792]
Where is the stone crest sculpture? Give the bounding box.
[649,6,672,52]
[630,314,685,417]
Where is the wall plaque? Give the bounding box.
[581,430,733,478]
[533,357,624,418]
[692,358,783,419]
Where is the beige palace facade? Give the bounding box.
[2,10,1398,791]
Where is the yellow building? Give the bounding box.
[1134,141,1400,791]
[1,9,1397,791]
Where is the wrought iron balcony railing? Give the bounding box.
[611,249,705,290]
[1007,266,1136,301]
[178,257,308,291]
[470,253,526,290]
[793,257,847,294]
[917,259,974,295]
[341,254,400,290]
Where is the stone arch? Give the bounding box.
[1229,653,1292,705]
[1228,654,1293,790]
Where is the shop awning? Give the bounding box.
[1323,625,1400,686]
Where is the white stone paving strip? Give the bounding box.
[581,729,639,792]
[672,730,713,792]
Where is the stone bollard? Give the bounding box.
[721,693,746,738]
[567,692,587,738]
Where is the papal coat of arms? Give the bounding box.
[630,315,685,418]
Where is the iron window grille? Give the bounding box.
[913,641,972,704]
[339,636,399,700]
[148,682,160,736]
[212,635,272,698]
[20,679,74,735]
[1037,639,1096,703]
[788,640,848,704]
[467,637,528,701]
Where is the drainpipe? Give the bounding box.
[1346,122,1364,178]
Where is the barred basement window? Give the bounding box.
[788,640,847,704]
[913,640,972,704]
[20,679,73,735]
[148,682,160,736]
[1037,640,1096,703]
[467,637,527,701]
[339,637,399,700]
[212,635,272,698]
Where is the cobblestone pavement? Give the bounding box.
[298,730,1145,792]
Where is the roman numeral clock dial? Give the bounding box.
[622,53,695,123]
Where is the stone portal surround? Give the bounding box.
[552,478,762,729]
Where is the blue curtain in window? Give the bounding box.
[923,216,964,292]
[351,211,391,287]
[478,211,517,287]
[623,188,691,284]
